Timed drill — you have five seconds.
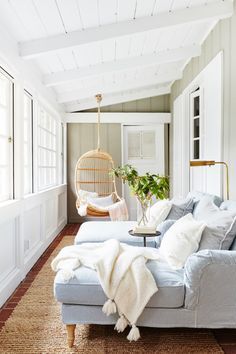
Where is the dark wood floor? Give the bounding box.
[0,223,236,353]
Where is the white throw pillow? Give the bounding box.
[159,213,206,270]
[88,194,114,208]
[147,200,172,227]
[78,189,98,204]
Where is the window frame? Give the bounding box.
[23,89,33,196]
[127,130,156,161]
[37,105,59,191]
[190,87,203,161]
[0,67,14,202]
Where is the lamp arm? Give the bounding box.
[215,162,229,200]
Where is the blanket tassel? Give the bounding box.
[127,324,140,342]
[115,315,129,333]
[102,299,117,316]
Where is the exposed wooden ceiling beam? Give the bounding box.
[65,84,171,112]
[19,1,233,59]
[43,45,200,87]
[57,70,181,103]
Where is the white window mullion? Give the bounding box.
[0,69,13,202]
[23,91,33,195]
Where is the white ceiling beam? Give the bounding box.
[65,84,171,112]
[44,45,200,87]
[19,1,233,59]
[64,112,171,124]
[57,70,181,103]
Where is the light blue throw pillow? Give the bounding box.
[194,197,236,250]
[166,197,194,221]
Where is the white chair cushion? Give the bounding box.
[87,194,114,208]
[78,189,98,204]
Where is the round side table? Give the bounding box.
[128,230,161,247]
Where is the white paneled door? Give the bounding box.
[123,125,165,220]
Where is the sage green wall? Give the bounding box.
[170,3,236,199]
[86,94,170,112]
[67,94,170,222]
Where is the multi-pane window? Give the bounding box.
[0,69,13,202]
[38,107,57,191]
[190,88,201,160]
[128,131,156,160]
[23,91,33,195]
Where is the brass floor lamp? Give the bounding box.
[189,160,229,200]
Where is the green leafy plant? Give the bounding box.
[112,164,169,225]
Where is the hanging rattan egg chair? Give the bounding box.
[75,94,120,217]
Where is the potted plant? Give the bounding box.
[112,164,169,226]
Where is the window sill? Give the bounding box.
[0,199,20,209]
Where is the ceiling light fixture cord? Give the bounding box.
[96,94,102,151]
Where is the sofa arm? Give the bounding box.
[184,249,236,310]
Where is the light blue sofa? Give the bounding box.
[54,193,236,347]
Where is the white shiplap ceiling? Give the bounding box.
[0,0,233,112]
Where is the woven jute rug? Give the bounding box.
[0,236,223,354]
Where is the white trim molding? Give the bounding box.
[64,112,171,124]
[65,85,171,112]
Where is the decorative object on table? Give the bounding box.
[190,160,229,200]
[75,94,122,217]
[112,164,169,226]
[128,229,161,247]
[132,225,157,234]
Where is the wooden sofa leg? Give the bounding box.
[66,324,76,348]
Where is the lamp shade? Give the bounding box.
[190,160,216,167]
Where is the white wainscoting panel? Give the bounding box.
[24,206,42,255]
[0,184,67,307]
[0,219,18,284]
[45,197,57,239]
[58,191,67,225]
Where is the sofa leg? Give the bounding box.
[66,324,76,348]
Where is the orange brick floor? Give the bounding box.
[0,223,236,354]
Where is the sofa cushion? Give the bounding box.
[188,191,222,212]
[194,197,236,250]
[220,200,236,212]
[166,197,194,220]
[220,201,236,250]
[74,221,156,248]
[54,260,184,309]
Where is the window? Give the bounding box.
[128,130,156,160]
[61,123,65,184]
[0,69,13,202]
[37,107,57,191]
[23,91,33,195]
[190,88,201,160]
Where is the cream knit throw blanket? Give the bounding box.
[51,239,159,341]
